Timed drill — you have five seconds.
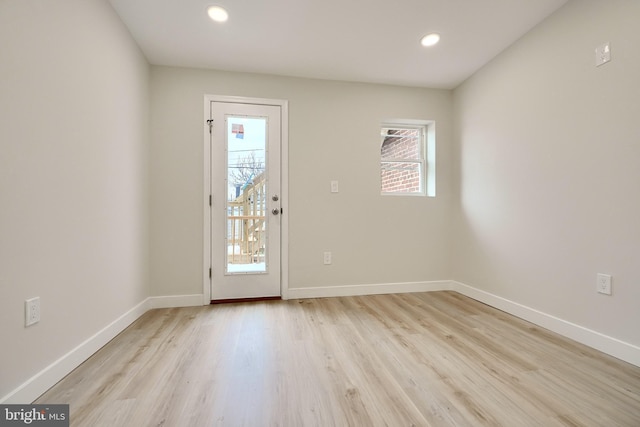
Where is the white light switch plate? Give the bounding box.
[330,180,339,193]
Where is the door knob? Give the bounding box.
[272,195,279,201]
[272,208,280,215]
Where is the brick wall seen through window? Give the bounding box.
[380,126,425,194]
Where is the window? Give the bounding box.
[380,121,435,196]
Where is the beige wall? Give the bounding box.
[150,67,453,296]
[452,0,640,346]
[4,0,639,404]
[0,0,150,399]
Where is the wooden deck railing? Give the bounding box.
[227,172,266,264]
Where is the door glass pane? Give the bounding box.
[226,116,267,274]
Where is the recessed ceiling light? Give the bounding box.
[421,33,440,47]
[207,5,229,23]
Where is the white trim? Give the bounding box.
[1,293,210,404]
[1,298,152,404]
[426,121,436,197]
[4,281,638,404]
[288,280,453,299]
[380,119,435,198]
[148,294,205,309]
[203,96,212,304]
[451,281,640,368]
[280,101,290,300]
[288,279,640,367]
[203,95,289,302]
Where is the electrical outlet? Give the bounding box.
[597,274,612,295]
[595,42,611,66]
[330,181,339,193]
[25,297,40,326]
[323,251,332,265]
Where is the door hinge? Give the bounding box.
[209,195,212,206]
[206,119,213,134]
[209,268,212,278]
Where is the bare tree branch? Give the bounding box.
[229,152,264,187]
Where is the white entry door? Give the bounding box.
[209,100,282,300]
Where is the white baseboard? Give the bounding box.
[287,280,453,299]
[288,280,640,367]
[451,281,640,368]
[1,298,152,404]
[4,283,637,405]
[1,293,207,405]
[149,294,205,309]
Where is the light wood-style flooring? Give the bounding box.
[37,291,640,426]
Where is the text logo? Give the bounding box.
[0,405,68,426]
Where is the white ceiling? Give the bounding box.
[108,0,568,89]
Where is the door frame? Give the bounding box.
[203,95,289,304]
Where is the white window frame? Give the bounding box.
[380,119,435,197]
